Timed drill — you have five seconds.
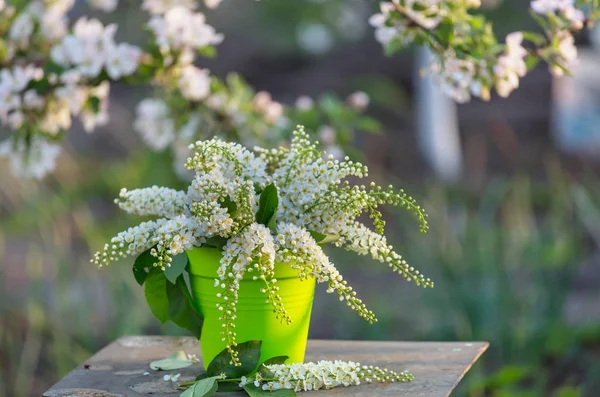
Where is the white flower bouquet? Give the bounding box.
[92,125,431,371]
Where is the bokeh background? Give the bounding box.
[2,1,600,396]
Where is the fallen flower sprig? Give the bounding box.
[175,340,414,396]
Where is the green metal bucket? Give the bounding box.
[187,247,316,368]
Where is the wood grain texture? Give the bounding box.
[43,336,488,397]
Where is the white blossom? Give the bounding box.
[134,99,176,151]
[347,91,369,110]
[147,6,223,57]
[106,43,142,80]
[0,137,62,180]
[50,17,140,79]
[551,30,578,76]
[294,95,314,111]
[9,13,35,48]
[318,125,336,145]
[494,32,527,98]
[163,373,181,383]
[531,0,585,30]
[244,360,415,391]
[142,0,197,14]
[88,0,119,12]
[204,0,224,8]
[178,66,211,101]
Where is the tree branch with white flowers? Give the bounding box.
[0,0,378,179]
[370,0,598,102]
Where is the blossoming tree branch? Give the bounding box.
[0,0,596,179]
[0,0,377,179]
[371,0,597,102]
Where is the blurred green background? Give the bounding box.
[1,1,600,396]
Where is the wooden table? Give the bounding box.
[43,336,488,397]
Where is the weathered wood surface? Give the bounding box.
[43,336,488,397]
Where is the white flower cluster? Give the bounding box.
[7,0,72,54]
[93,126,430,364]
[0,136,62,180]
[178,65,211,101]
[369,0,456,47]
[550,30,578,77]
[142,0,223,14]
[370,0,591,102]
[276,223,376,322]
[116,186,188,217]
[531,0,585,30]
[147,6,223,62]
[493,33,528,98]
[88,0,119,12]
[134,99,176,151]
[131,3,223,157]
[51,18,141,80]
[430,32,528,103]
[0,65,44,130]
[253,91,285,124]
[238,360,414,391]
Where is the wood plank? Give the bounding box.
[43,336,488,397]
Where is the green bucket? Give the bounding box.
[187,247,316,368]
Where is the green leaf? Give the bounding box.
[216,382,243,392]
[521,31,546,46]
[256,184,278,227]
[384,37,407,56]
[144,269,169,323]
[243,384,296,397]
[149,351,193,370]
[357,117,383,134]
[205,236,227,249]
[525,55,540,72]
[257,356,288,378]
[167,276,203,338]
[26,78,51,94]
[195,372,208,381]
[164,252,188,284]
[197,45,217,58]
[206,340,262,379]
[435,21,454,43]
[87,96,101,113]
[181,377,219,397]
[133,248,155,286]
[308,231,340,245]
[267,215,278,234]
[221,197,238,217]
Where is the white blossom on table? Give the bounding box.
[237,360,414,391]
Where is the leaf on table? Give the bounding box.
[206,340,262,379]
[149,351,194,370]
[180,376,219,397]
[257,355,288,378]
